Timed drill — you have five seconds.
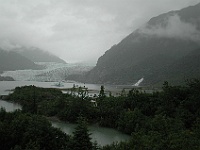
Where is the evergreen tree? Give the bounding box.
[99,85,106,100]
[72,116,93,150]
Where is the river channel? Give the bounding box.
[0,81,130,146]
[0,99,130,146]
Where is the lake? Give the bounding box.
[0,99,21,112]
[51,121,130,146]
[0,99,130,146]
[0,81,123,96]
[0,81,130,146]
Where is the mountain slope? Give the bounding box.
[0,49,43,73]
[14,47,66,63]
[160,48,200,85]
[80,3,200,85]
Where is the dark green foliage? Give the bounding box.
[70,116,93,150]
[117,108,146,134]
[99,85,106,99]
[0,109,70,150]
[5,79,200,149]
[58,96,96,122]
[7,85,63,115]
[101,79,200,149]
[97,96,124,127]
[101,141,131,150]
[7,85,98,123]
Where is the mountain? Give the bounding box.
[0,49,43,74]
[158,48,200,85]
[0,76,14,81]
[14,47,66,63]
[74,3,200,86]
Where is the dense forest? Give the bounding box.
[2,78,200,149]
[0,109,97,150]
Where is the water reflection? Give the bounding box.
[51,121,130,146]
[0,100,21,112]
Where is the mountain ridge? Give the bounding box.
[0,49,43,74]
[69,2,200,86]
[14,47,66,64]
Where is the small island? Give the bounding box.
[0,79,200,149]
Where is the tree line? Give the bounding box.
[3,79,200,149]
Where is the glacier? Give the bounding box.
[1,62,94,82]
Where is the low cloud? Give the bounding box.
[0,0,199,63]
[139,14,200,42]
[0,40,21,50]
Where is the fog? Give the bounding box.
[139,15,200,42]
[0,0,199,63]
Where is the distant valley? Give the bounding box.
[0,47,93,81]
[1,3,200,86]
[68,3,200,86]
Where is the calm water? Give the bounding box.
[0,81,123,95]
[0,100,21,112]
[51,121,130,146]
[0,86,130,146]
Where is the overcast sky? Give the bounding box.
[0,0,199,64]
